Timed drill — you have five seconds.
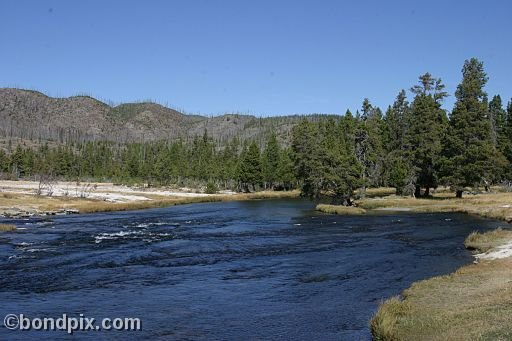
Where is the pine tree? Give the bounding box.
[408,73,448,196]
[382,90,414,194]
[383,90,410,153]
[291,120,323,198]
[292,119,361,204]
[238,141,262,192]
[0,150,8,173]
[340,109,357,153]
[507,100,512,138]
[277,149,295,190]
[262,133,280,189]
[441,58,505,197]
[488,95,506,149]
[355,99,384,195]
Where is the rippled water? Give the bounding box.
[0,199,503,340]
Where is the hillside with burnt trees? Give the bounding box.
[0,88,328,145]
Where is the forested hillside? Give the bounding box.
[0,88,332,145]
[0,58,510,199]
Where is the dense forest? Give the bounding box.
[0,58,511,202]
[292,58,512,202]
[0,132,297,193]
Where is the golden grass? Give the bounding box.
[358,191,512,222]
[364,187,397,197]
[225,190,300,201]
[464,228,512,252]
[0,223,16,232]
[372,259,512,340]
[370,297,410,341]
[371,228,512,341]
[362,191,512,340]
[316,204,366,215]
[0,190,300,215]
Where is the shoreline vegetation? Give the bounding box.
[316,188,512,340]
[0,180,300,218]
[338,190,512,340]
[370,228,512,341]
[317,188,512,222]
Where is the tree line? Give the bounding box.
[292,58,512,202]
[0,58,510,201]
[0,131,296,193]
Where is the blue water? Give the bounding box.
[0,199,503,340]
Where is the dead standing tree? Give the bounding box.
[36,173,56,197]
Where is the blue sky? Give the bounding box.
[1,0,511,116]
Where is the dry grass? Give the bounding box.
[364,187,397,198]
[0,223,16,232]
[310,190,512,224]
[0,190,300,215]
[370,297,410,341]
[371,228,512,340]
[464,228,512,252]
[358,191,512,222]
[316,204,366,215]
[363,192,512,340]
[225,190,300,201]
[371,258,512,340]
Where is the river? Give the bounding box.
[0,199,502,340]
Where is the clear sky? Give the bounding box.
[1,0,511,116]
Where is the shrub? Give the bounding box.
[205,181,218,194]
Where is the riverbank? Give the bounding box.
[317,190,512,222]
[371,228,512,340]
[316,191,512,339]
[362,192,512,222]
[316,204,366,215]
[0,180,300,217]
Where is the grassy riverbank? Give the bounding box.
[0,188,300,217]
[371,229,512,340]
[314,190,512,339]
[363,192,512,221]
[316,204,366,215]
[317,190,512,222]
[72,190,301,214]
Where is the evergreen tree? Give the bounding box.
[488,95,506,149]
[0,150,8,173]
[292,119,361,204]
[507,100,512,138]
[262,133,280,189]
[238,141,262,192]
[382,90,413,194]
[355,99,384,195]
[277,149,295,190]
[292,120,323,198]
[441,58,506,197]
[408,73,448,196]
[383,90,410,153]
[340,109,357,153]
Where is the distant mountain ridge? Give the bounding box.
[0,88,336,145]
